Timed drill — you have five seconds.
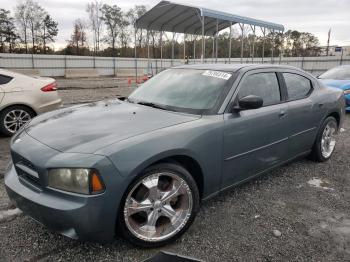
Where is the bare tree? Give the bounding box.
[100,4,122,56]
[119,12,130,56]
[27,1,46,53]
[126,5,147,49]
[86,1,103,54]
[70,19,87,55]
[15,0,47,54]
[14,1,30,52]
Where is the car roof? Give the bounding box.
[174,63,303,73]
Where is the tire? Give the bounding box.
[118,162,200,248]
[309,116,338,162]
[0,105,35,136]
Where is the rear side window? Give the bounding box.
[0,74,13,85]
[283,73,312,100]
[238,72,281,106]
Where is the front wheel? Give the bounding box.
[310,116,338,162]
[118,163,200,247]
[0,106,35,136]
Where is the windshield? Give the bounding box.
[319,66,350,80]
[128,69,233,114]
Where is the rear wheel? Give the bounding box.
[310,116,338,162]
[118,163,200,247]
[0,106,35,136]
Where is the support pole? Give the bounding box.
[215,19,219,63]
[201,16,205,62]
[31,53,34,69]
[228,22,232,64]
[193,36,196,63]
[271,29,275,63]
[134,28,138,85]
[239,23,244,63]
[279,30,284,64]
[212,36,215,62]
[113,57,116,76]
[160,31,163,71]
[171,32,175,66]
[147,30,150,74]
[183,33,186,63]
[250,25,256,62]
[261,27,266,63]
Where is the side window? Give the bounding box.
[283,73,312,100]
[0,74,13,85]
[238,72,281,106]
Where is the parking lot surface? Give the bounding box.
[0,82,349,261]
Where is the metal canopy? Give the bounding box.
[133,1,285,81]
[135,1,284,36]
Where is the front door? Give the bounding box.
[222,70,289,188]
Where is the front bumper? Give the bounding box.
[35,97,62,114]
[4,132,127,243]
[345,94,350,112]
[5,165,113,242]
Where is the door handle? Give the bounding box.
[279,110,286,118]
[318,103,324,108]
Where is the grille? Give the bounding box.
[11,151,41,188]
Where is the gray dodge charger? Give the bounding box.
[5,64,345,247]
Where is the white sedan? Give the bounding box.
[0,69,62,136]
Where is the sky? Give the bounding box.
[2,0,350,50]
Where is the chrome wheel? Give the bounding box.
[4,109,31,134]
[124,172,193,242]
[321,121,337,158]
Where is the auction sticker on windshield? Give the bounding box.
[202,70,232,80]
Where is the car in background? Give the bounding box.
[0,69,62,136]
[318,65,350,112]
[5,64,344,247]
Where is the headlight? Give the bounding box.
[344,89,350,95]
[48,168,105,195]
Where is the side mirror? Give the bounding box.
[237,95,263,110]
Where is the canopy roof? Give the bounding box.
[135,1,284,36]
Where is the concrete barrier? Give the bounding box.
[12,69,40,76]
[116,68,145,77]
[65,69,99,78]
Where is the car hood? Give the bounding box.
[25,100,200,153]
[319,79,350,90]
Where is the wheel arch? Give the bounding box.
[153,155,204,200]
[0,103,37,116]
[127,150,205,200]
[327,111,340,128]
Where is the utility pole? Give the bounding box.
[326,28,331,56]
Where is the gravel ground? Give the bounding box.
[0,82,349,261]
[56,77,131,90]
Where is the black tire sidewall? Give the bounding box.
[117,162,200,248]
[312,116,338,162]
[0,106,35,136]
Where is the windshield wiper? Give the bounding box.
[136,101,167,110]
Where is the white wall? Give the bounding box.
[1,53,349,77]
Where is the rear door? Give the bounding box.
[222,69,289,188]
[281,72,324,155]
[0,74,14,105]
